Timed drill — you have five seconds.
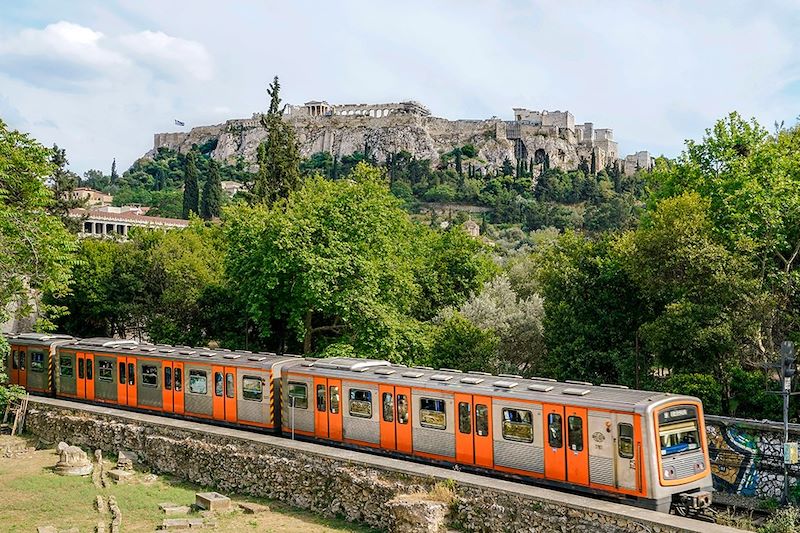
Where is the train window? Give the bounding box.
[119,362,126,384]
[11,350,17,370]
[317,385,326,412]
[567,416,584,452]
[141,365,158,387]
[458,402,471,434]
[174,368,182,392]
[86,359,93,380]
[658,405,700,456]
[142,365,158,387]
[502,408,533,443]
[98,360,113,382]
[382,393,394,422]
[214,372,223,396]
[226,373,235,398]
[128,363,135,385]
[329,385,340,414]
[420,398,446,430]
[288,382,308,409]
[78,358,85,379]
[30,352,45,373]
[60,356,73,377]
[397,394,408,424]
[164,367,172,390]
[547,413,563,448]
[189,370,207,395]
[349,389,373,419]
[475,404,489,436]
[618,423,634,459]
[243,376,263,402]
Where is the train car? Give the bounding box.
[281,359,713,513]
[6,333,75,394]
[52,338,301,430]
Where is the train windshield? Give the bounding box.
[657,404,700,456]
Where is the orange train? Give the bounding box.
[6,333,713,515]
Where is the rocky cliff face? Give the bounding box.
[151,113,597,174]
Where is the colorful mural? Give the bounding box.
[706,417,800,500]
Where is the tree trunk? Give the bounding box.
[303,310,313,354]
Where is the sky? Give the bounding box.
[1,0,798,174]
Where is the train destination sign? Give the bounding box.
[658,405,698,426]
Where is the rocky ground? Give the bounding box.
[0,434,377,532]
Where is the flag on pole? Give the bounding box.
[174,119,185,126]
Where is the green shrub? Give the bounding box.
[663,373,722,414]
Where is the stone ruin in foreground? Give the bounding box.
[151,100,654,176]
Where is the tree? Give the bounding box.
[252,76,302,204]
[534,231,649,385]
[182,151,199,218]
[651,113,800,359]
[618,192,763,408]
[110,158,119,184]
[0,120,77,373]
[49,144,84,231]
[501,157,514,176]
[201,159,223,220]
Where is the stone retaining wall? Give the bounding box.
[24,397,743,533]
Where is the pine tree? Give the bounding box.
[182,151,199,218]
[110,158,119,184]
[253,76,302,204]
[201,159,223,220]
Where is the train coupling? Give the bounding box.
[678,490,712,509]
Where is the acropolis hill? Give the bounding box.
[150,100,653,175]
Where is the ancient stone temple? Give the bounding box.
[151,101,652,176]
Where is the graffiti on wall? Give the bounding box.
[706,419,800,500]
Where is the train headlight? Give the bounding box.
[693,461,705,473]
[663,467,675,480]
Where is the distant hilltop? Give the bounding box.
[150,100,653,176]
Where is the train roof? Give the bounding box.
[59,338,301,370]
[287,359,684,413]
[6,332,75,345]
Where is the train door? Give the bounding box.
[162,361,174,413]
[328,378,343,441]
[84,353,95,401]
[454,394,494,467]
[224,366,237,423]
[565,406,589,485]
[116,356,137,407]
[76,352,87,399]
[16,346,27,388]
[315,377,330,439]
[212,365,225,421]
[394,386,412,454]
[173,362,184,415]
[543,404,566,482]
[614,413,638,491]
[379,384,396,450]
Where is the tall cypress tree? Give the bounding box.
[201,159,223,220]
[49,144,84,231]
[454,148,463,176]
[253,76,302,204]
[110,158,119,184]
[182,151,199,218]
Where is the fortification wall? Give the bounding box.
[24,397,740,533]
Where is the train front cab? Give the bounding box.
[645,399,713,513]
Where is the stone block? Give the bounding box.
[238,502,268,514]
[37,527,57,533]
[195,491,231,512]
[160,518,191,529]
[159,503,191,515]
[116,449,137,470]
[107,468,133,482]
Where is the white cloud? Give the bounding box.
[117,30,213,81]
